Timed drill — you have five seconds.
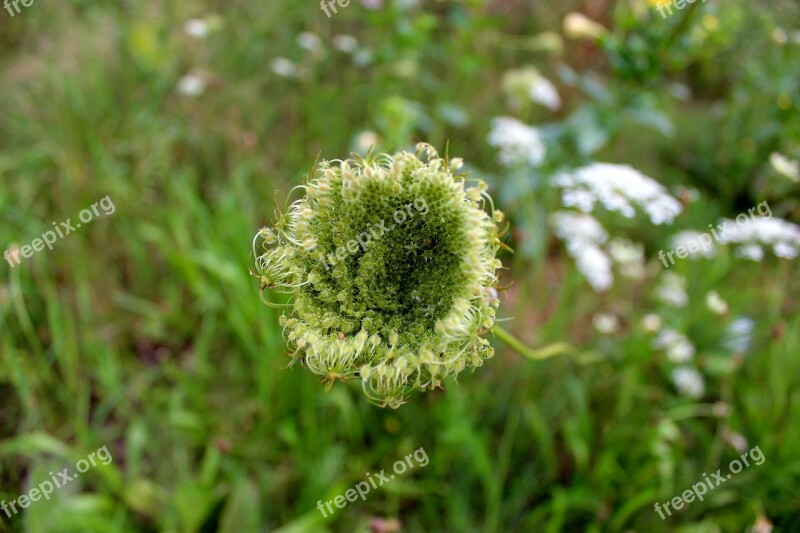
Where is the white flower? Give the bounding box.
[270,57,298,78]
[653,328,695,363]
[554,164,683,225]
[672,367,705,398]
[669,230,717,259]
[642,313,662,333]
[488,117,546,167]
[353,130,381,153]
[177,73,205,97]
[655,272,688,308]
[332,34,359,53]
[735,244,765,261]
[723,316,755,353]
[592,312,619,334]
[551,211,608,250]
[722,428,749,454]
[772,28,788,45]
[297,32,323,52]
[705,291,728,315]
[551,212,612,291]
[502,67,561,111]
[530,76,561,111]
[769,152,800,182]
[718,217,800,260]
[575,246,613,292]
[608,238,645,279]
[563,12,607,40]
[184,18,209,39]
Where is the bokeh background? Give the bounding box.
[1,0,799,531]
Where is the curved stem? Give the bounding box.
[492,325,575,361]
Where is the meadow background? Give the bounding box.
[1,0,799,531]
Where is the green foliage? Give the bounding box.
[0,0,798,532]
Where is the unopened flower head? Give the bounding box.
[253,144,504,408]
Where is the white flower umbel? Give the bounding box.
[655,272,688,308]
[488,117,546,167]
[554,163,683,225]
[592,312,619,334]
[501,67,561,111]
[270,57,298,78]
[184,18,210,39]
[672,367,705,398]
[670,230,717,259]
[718,217,800,260]
[653,328,695,363]
[530,76,561,111]
[642,313,663,333]
[551,212,612,291]
[297,32,323,53]
[723,316,755,354]
[705,291,729,315]
[177,73,205,97]
[770,152,800,182]
[608,237,645,280]
[332,34,359,53]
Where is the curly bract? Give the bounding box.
[253,143,504,408]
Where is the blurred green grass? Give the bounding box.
[1,1,799,532]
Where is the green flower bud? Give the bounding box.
[253,144,504,408]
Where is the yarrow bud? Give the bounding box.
[253,144,504,408]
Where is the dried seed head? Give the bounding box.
[253,144,504,407]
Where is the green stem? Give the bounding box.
[492,325,575,361]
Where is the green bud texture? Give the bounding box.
[253,144,504,408]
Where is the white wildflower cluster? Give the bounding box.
[177,73,205,97]
[669,230,717,259]
[554,163,683,225]
[718,217,800,261]
[270,57,298,78]
[645,318,704,398]
[297,32,323,52]
[608,238,646,280]
[641,313,662,333]
[655,272,688,308]
[770,152,800,182]
[183,15,221,40]
[723,317,755,354]
[332,34,359,53]
[705,291,728,315]
[488,117,546,167]
[501,66,561,111]
[592,312,619,334]
[652,328,695,363]
[671,367,705,399]
[530,76,562,111]
[550,214,649,291]
[551,212,612,291]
